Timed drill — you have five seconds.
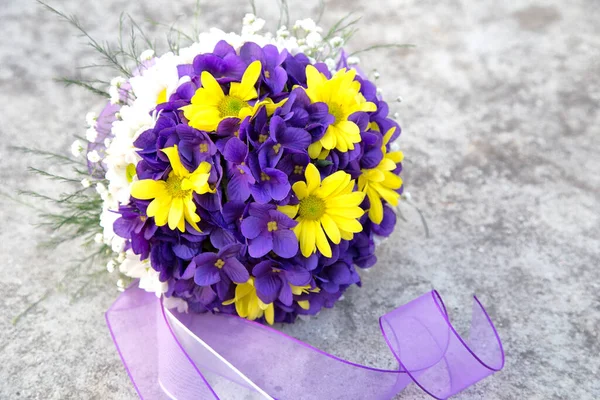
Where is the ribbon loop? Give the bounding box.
[107,286,503,399]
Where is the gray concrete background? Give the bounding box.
[1,0,599,399]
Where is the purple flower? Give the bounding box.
[193,41,246,83]
[252,260,313,306]
[240,203,298,258]
[113,203,157,259]
[223,137,255,202]
[191,244,250,286]
[240,42,288,94]
[248,151,291,204]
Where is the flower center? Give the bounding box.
[267,221,278,232]
[199,143,208,153]
[258,134,268,143]
[165,173,191,199]
[298,195,326,220]
[273,143,282,154]
[293,165,304,175]
[260,172,271,181]
[265,70,271,78]
[214,258,225,268]
[328,103,345,124]
[218,95,246,117]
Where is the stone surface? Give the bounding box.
[1,0,599,399]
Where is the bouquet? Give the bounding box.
[78,13,404,324]
[29,3,504,399]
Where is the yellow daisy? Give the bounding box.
[130,145,214,232]
[303,65,377,158]
[181,60,262,131]
[357,127,404,224]
[279,163,366,258]
[223,278,275,325]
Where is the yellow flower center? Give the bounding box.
[218,95,246,117]
[214,258,225,268]
[199,143,208,153]
[165,174,191,199]
[267,221,278,232]
[298,195,326,220]
[293,165,304,174]
[265,70,271,78]
[273,143,282,154]
[258,134,268,143]
[260,172,271,181]
[328,103,344,124]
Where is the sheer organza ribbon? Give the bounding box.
[106,285,504,399]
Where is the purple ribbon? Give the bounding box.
[106,286,504,399]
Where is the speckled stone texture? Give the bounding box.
[1,0,598,399]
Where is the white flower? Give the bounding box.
[329,36,344,48]
[87,150,101,163]
[305,31,323,48]
[163,297,189,313]
[242,13,266,35]
[70,140,85,157]
[85,111,97,127]
[324,58,337,73]
[80,178,91,188]
[109,77,127,105]
[119,251,168,296]
[95,182,108,196]
[116,279,125,292]
[347,56,360,65]
[85,127,98,142]
[93,233,104,244]
[111,237,126,253]
[276,25,290,39]
[106,260,116,273]
[139,49,155,61]
[293,18,322,33]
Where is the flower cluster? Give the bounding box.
[82,16,403,324]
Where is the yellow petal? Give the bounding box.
[308,141,323,159]
[326,191,366,209]
[168,197,184,231]
[304,163,321,194]
[264,304,274,325]
[162,146,189,177]
[367,189,383,224]
[317,171,349,199]
[314,223,332,257]
[359,101,377,112]
[292,181,308,200]
[386,151,404,164]
[297,300,310,310]
[183,199,202,232]
[329,215,364,233]
[382,127,397,147]
[230,60,261,101]
[321,126,337,150]
[152,197,171,226]
[199,71,225,101]
[130,180,166,200]
[277,204,299,219]
[300,220,316,257]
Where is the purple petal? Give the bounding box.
[223,257,250,283]
[191,252,218,268]
[227,172,252,203]
[278,282,293,306]
[254,273,282,304]
[241,216,265,239]
[194,263,221,286]
[248,234,273,258]
[285,267,312,286]
[223,137,248,164]
[272,229,299,259]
